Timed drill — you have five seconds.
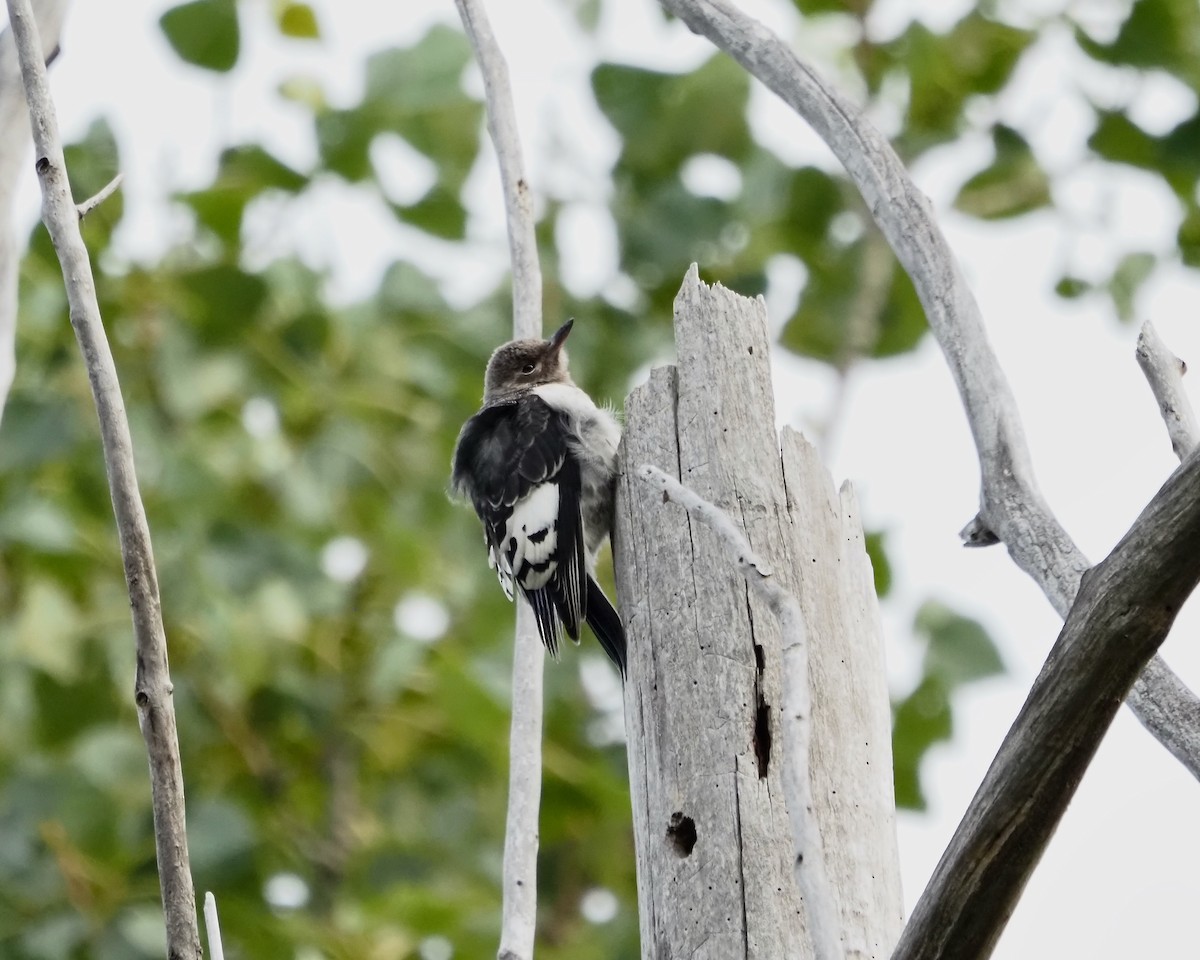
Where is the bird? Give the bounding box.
[451,319,627,675]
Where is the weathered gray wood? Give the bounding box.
[782,436,904,959]
[655,0,1200,787]
[893,444,1200,960]
[616,267,901,959]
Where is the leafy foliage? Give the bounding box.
[5,0,1200,952]
[893,602,1005,811]
[2,24,634,960]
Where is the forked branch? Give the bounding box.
[892,446,1200,960]
[6,0,200,956]
[654,0,1200,778]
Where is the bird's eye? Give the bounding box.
[521,363,536,375]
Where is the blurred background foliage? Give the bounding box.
[0,0,1195,956]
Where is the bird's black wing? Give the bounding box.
[451,396,587,656]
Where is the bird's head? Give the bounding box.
[483,319,575,403]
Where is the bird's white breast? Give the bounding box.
[533,383,621,466]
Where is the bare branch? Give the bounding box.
[892,446,1200,960]
[452,1,545,956]
[75,171,122,220]
[5,1,201,957]
[203,892,225,960]
[1126,323,1200,772]
[638,462,842,960]
[453,0,541,340]
[1136,320,1199,459]
[655,0,1200,781]
[0,0,68,422]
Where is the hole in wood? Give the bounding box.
[667,812,697,857]
[754,695,771,778]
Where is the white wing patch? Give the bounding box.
[487,534,514,601]
[492,482,560,598]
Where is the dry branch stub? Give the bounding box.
[614,267,901,959]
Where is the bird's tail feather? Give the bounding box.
[527,589,560,658]
[585,577,627,678]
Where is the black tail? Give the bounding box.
[585,577,627,677]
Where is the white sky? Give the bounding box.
[8,0,1200,956]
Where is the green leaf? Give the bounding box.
[391,184,468,240]
[363,25,472,113]
[181,145,309,246]
[792,0,856,14]
[275,0,320,39]
[779,166,843,259]
[159,0,240,73]
[566,0,602,31]
[278,73,326,111]
[1108,251,1156,323]
[780,239,926,362]
[1076,0,1200,84]
[1055,276,1092,299]
[615,180,728,279]
[892,676,951,811]
[1089,110,1200,198]
[0,396,81,471]
[864,530,893,598]
[1088,110,1160,171]
[377,261,449,315]
[954,125,1051,220]
[1178,204,1200,268]
[874,267,928,358]
[315,27,483,241]
[897,12,1034,153]
[593,55,752,180]
[178,264,269,346]
[914,600,1005,686]
[893,601,1004,809]
[32,656,123,749]
[1159,113,1200,195]
[315,108,375,181]
[219,144,309,193]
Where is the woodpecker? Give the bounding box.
[451,319,626,675]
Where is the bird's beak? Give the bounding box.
[547,318,573,356]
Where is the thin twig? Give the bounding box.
[655,0,1200,780]
[451,2,545,957]
[75,171,122,220]
[203,892,225,960]
[0,0,68,422]
[5,2,201,957]
[1136,320,1199,459]
[638,463,842,960]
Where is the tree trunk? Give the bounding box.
[615,266,903,959]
